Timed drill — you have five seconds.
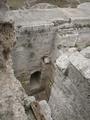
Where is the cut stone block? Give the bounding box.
[56,29,78,47]
[62,8,90,25]
[6,9,68,27]
[49,51,90,120]
[56,47,77,74]
[56,54,70,74]
[39,100,52,120]
[76,29,90,50]
[69,51,90,80]
[68,52,90,114]
[78,2,90,11]
[80,46,90,59]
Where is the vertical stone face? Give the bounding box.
[0,22,14,69]
[12,21,56,98]
[0,0,8,10]
[49,52,90,120]
[4,5,90,120]
[0,21,38,120]
[49,24,90,120]
[0,0,9,22]
[0,20,53,120]
[0,21,28,120]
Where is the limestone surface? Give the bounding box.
[1,1,90,120]
[25,0,80,8]
[0,21,28,120]
[80,47,90,59]
[0,14,52,120]
[49,50,90,120]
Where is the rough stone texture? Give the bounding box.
[76,28,90,50]
[0,3,52,118]
[80,46,90,59]
[0,21,28,120]
[25,0,80,8]
[30,3,57,9]
[0,0,8,10]
[56,27,78,48]
[49,50,90,120]
[0,0,9,22]
[47,5,90,120]
[78,2,90,10]
[39,100,53,120]
[68,51,90,82]
[11,19,56,98]
[12,23,55,76]
[56,27,90,52]
[2,3,90,120]
[9,8,66,98]
[0,17,53,120]
[7,2,90,99]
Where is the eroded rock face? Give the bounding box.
[0,0,8,10]
[0,0,8,21]
[0,10,53,120]
[10,2,90,101]
[0,13,35,120]
[3,3,90,120]
[25,0,80,8]
[49,51,90,120]
[48,7,90,120]
[0,21,28,120]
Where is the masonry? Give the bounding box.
[9,4,90,120]
[0,1,90,120]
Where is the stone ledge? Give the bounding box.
[69,51,90,80]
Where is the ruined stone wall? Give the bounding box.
[8,8,68,99]
[9,3,90,100]
[48,6,90,120]
[12,24,55,77]
[0,13,52,120]
[12,22,56,97]
[49,49,90,120]
[0,20,29,120]
[5,3,90,120]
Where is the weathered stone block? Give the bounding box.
[39,100,52,120]
[80,46,90,59]
[76,29,90,50]
[56,29,78,47]
[68,52,90,115]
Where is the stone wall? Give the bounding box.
[12,19,56,98]
[0,13,52,120]
[48,4,90,120]
[0,19,28,120]
[49,50,90,120]
[9,2,90,100]
[8,8,68,99]
[5,3,90,120]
